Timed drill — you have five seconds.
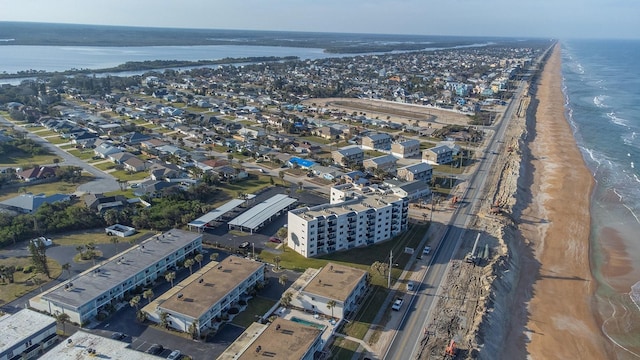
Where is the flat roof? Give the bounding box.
[41,229,201,309]
[292,193,403,219]
[302,263,366,302]
[159,256,264,319]
[39,331,162,360]
[236,318,321,360]
[228,194,296,231]
[188,198,244,228]
[0,309,56,355]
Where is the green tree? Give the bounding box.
[160,311,169,329]
[278,274,288,287]
[188,319,199,339]
[61,263,71,278]
[209,252,219,262]
[129,295,141,310]
[326,300,337,320]
[28,238,50,278]
[143,289,154,304]
[279,171,286,185]
[280,291,293,308]
[184,258,195,275]
[274,256,281,270]
[165,271,176,287]
[136,310,148,323]
[195,253,204,269]
[55,312,70,335]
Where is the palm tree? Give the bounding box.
[55,312,70,335]
[194,253,204,269]
[280,291,293,308]
[326,300,337,320]
[159,311,169,329]
[278,274,288,287]
[184,258,195,275]
[136,310,148,323]
[129,295,141,310]
[165,271,176,287]
[75,245,84,257]
[61,263,71,278]
[110,236,119,253]
[210,253,219,262]
[143,289,154,304]
[188,320,200,339]
[279,170,285,185]
[274,256,281,270]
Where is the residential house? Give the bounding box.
[361,133,392,151]
[149,162,182,181]
[391,139,421,158]
[396,162,433,183]
[16,166,57,182]
[332,146,364,167]
[386,180,432,200]
[0,193,70,214]
[84,193,127,213]
[94,143,123,159]
[363,154,397,174]
[422,145,453,165]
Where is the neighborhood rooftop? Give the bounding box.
[159,256,264,319]
[39,229,200,309]
[0,309,56,356]
[236,318,322,360]
[302,263,367,302]
[39,331,163,360]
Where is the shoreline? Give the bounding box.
[505,43,611,359]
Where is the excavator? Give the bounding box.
[445,339,457,358]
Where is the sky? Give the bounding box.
[2,0,638,39]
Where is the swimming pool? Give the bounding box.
[290,316,326,330]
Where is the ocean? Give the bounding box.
[562,39,640,354]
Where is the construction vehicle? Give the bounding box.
[465,233,481,264]
[445,339,457,357]
[450,196,459,207]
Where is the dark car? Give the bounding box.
[146,344,164,355]
[110,332,126,340]
[269,237,282,243]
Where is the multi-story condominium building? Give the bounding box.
[219,318,323,360]
[289,263,368,320]
[0,309,57,360]
[422,145,453,165]
[288,192,409,258]
[361,133,392,151]
[363,154,398,173]
[39,331,162,360]
[29,229,202,325]
[391,139,421,158]
[332,146,364,167]
[153,256,265,335]
[396,162,433,183]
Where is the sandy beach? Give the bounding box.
[503,44,612,359]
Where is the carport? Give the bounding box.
[188,199,245,232]
[227,194,297,233]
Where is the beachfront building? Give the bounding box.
[290,263,368,320]
[363,154,398,174]
[29,229,202,325]
[332,146,364,167]
[288,191,409,257]
[391,139,421,158]
[153,256,265,335]
[386,180,432,200]
[422,145,453,165]
[396,162,433,183]
[361,133,392,151]
[39,331,162,360]
[0,309,58,360]
[217,318,323,360]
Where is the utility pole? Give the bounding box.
[388,250,393,288]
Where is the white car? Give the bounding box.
[391,298,404,311]
[407,281,414,292]
[167,350,181,360]
[423,246,431,255]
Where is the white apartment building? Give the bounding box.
[0,309,57,360]
[288,191,409,258]
[29,229,202,325]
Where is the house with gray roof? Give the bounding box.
[422,145,453,165]
[332,146,364,166]
[361,133,392,151]
[0,193,70,214]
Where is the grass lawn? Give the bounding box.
[53,229,153,247]
[0,257,61,305]
[231,296,277,328]
[0,150,59,167]
[0,179,91,202]
[331,338,360,360]
[155,127,172,134]
[67,149,97,161]
[109,170,149,182]
[219,176,273,198]
[104,189,136,198]
[94,162,116,171]
[419,141,438,149]
[59,143,77,150]
[30,129,58,137]
[300,136,333,145]
[46,137,70,145]
[364,150,386,158]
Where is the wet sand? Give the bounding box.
[513,44,612,359]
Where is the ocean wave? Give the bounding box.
[594,95,609,108]
[0,39,15,42]
[606,112,629,127]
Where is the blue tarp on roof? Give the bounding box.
[288,157,316,169]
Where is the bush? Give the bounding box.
[228,308,239,315]
[15,266,24,272]
[22,266,34,273]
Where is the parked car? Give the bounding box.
[391,298,404,311]
[110,332,126,340]
[146,344,164,355]
[239,241,250,249]
[269,237,282,243]
[407,281,414,292]
[167,350,181,360]
[423,246,431,255]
